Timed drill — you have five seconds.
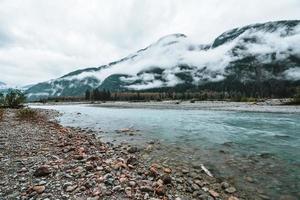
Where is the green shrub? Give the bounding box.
[5,89,26,108]
[0,93,4,106]
[287,97,300,105]
[16,108,37,120]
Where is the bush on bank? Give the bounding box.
[0,109,3,120]
[0,89,26,108]
[16,108,37,120]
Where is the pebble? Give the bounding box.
[129,181,136,187]
[128,146,139,153]
[34,165,51,177]
[65,184,77,192]
[209,190,219,198]
[161,174,172,184]
[228,196,240,200]
[113,185,122,191]
[199,194,214,200]
[163,167,172,173]
[191,183,200,191]
[221,181,230,189]
[33,185,46,194]
[18,167,28,173]
[245,176,254,183]
[155,185,165,195]
[140,185,153,192]
[225,187,237,194]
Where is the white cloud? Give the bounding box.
[0,0,299,86]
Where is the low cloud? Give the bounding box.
[0,0,300,86]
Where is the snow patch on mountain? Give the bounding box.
[55,22,300,90]
[284,67,300,80]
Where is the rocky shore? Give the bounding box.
[0,109,242,200]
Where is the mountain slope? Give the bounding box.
[26,20,300,100]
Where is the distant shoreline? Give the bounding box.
[29,99,300,113]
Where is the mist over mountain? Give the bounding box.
[0,81,7,90]
[26,20,300,100]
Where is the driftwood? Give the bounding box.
[200,164,213,177]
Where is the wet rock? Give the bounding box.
[225,187,237,194]
[245,176,254,183]
[128,146,139,153]
[259,194,271,200]
[140,185,153,192]
[278,195,298,200]
[161,174,172,184]
[34,165,51,177]
[221,181,230,189]
[145,145,154,152]
[155,185,165,195]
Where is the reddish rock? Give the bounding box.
[149,167,159,177]
[209,190,219,198]
[163,167,172,173]
[155,185,165,196]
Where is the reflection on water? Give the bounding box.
[32,104,300,199]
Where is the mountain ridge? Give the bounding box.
[26,20,300,100]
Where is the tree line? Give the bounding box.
[85,89,111,101]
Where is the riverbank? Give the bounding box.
[29,99,300,113]
[0,109,242,200]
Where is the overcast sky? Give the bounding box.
[0,0,299,86]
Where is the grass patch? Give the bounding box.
[16,108,38,120]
